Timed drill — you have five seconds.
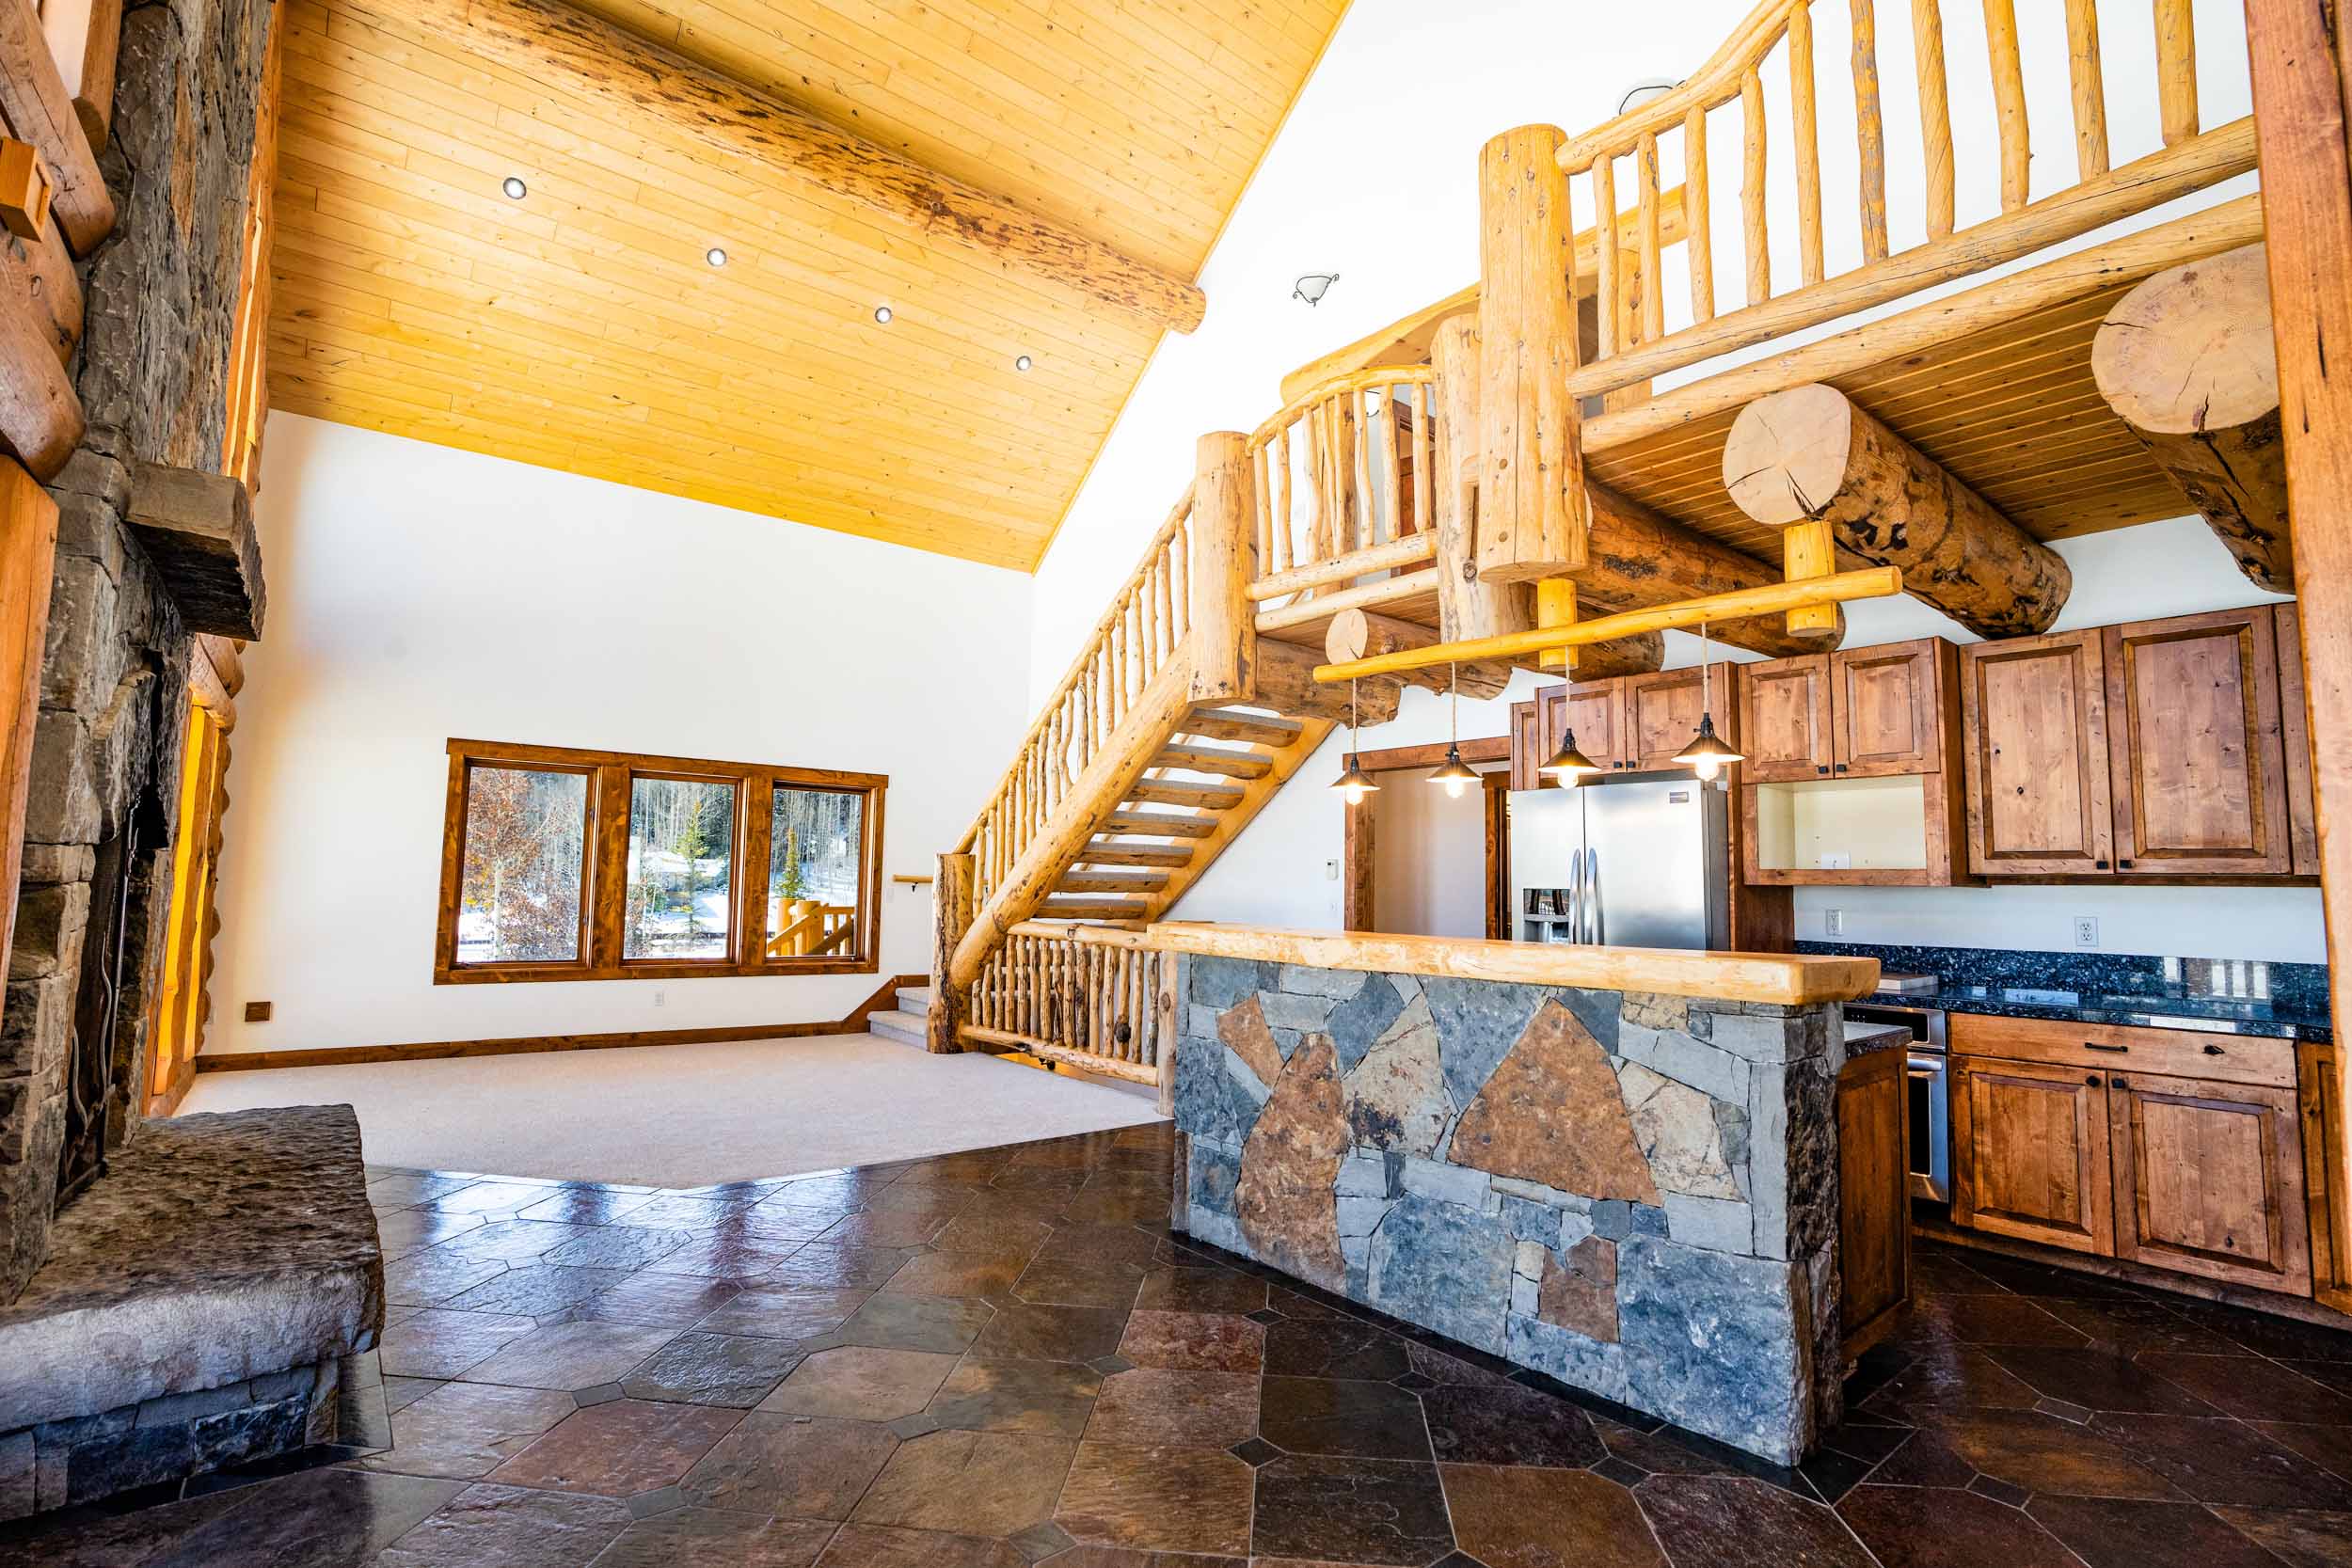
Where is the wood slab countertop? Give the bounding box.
[1142,925,1882,1006]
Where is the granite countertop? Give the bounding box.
[1844,1021,1915,1057]
[1802,942,2332,1042]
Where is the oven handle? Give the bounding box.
[1905,1055,1945,1078]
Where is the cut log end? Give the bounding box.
[2092,243,2290,593]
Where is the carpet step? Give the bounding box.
[896,986,934,1013]
[867,1009,927,1046]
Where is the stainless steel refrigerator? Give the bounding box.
[1508,773,1732,950]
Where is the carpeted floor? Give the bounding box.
[176,1033,1166,1187]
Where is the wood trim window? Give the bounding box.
[434,739,885,984]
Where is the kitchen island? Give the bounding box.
[1146,925,1882,1465]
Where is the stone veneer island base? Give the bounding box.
[0,1106,385,1517]
[1157,928,1881,1465]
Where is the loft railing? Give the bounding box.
[963,922,1176,1107]
[1539,0,2255,405]
[1245,366,1440,630]
[951,485,1197,920]
[767,901,853,958]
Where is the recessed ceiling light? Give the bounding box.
[874,305,894,325]
[1014,354,1033,372]
[501,176,528,199]
[706,246,727,267]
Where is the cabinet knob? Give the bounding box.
[2204,1043,2225,1055]
[2119,859,2134,868]
[2095,859,2109,869]
[1816,766,1830,776]
[1834,763,1849,773]
[2113,1076,2129,1089]
[2086,1074,2100,1086]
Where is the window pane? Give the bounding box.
[625,778,737,959]
[768,786,865,958]
[458,766,587,963]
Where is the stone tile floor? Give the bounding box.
[8,1120,2352,1565]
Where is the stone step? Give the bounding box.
[1178,707,1304,748]
[1152,743,1272,780]
[867,1008,926,1047]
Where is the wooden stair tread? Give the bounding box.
[1152,744,1273,780]
[1180,708,1305,746]
[1128,779,1245,809]
[1104,811,1218,838]
[1079,841,1193,866]
[1037,896,1154,921]
[1057,868,1171,893]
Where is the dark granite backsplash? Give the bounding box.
[1798,942,2331,1041]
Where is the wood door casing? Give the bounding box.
[1836,639,1942,777]
[1951,1053,2116,1256]
[1509,699,1542,792]
[1739,655,1832,783]
[1960,630,2114,877]
[2105,607,2292,876]
[1838,1045,1912,1357]
[2107,1069,2311,1294]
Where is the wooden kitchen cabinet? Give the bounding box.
[2297,1041,2352,1313]
[2105,606,2292,877]
[1838,1044,1912,1358]
[1623,663,1740,772]
[1508,698,1543,792]
[1959,628,2115,877]
[2107,1069,2311,1294]
[1741,655,1832,783]
[1951,1053,2116,1257]
[1836,640,1946,776]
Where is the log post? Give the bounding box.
[1326,606,1660,692]
[0,0,113,254]
[2091,243,2289,591]
[1431,316,1536,642]
[1476,125,1588,584]
[930,851,974,1053]
[1722,383,2071,638]
[1190,430,1259,705]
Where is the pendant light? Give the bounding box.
[1427,663,1481,799]
[1674,620,1744,781]
[1539,726,1600,783]
[1330,679,1381,803]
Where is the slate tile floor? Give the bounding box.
[11,1122,2352,1565]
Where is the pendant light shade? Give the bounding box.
[1329,678,1381,802]
[1539,729,1601,783]
[1674,621,1744,782]
[1427,744,1480,798]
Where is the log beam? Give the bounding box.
[0,0,112,254]
[1326,606,1661,694]
[1256,638,1401,727]
[392,0,1204,334]
[1582,481,1841,658]
[0,209,81,476]
[2091,243,2289,592]
[1723,383,2071,639]
[127,465,266,639]
[37,0,119,153]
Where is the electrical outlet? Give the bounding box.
[2073,916,2100,949]
[1823,909,1843,937]
[653,989,666,1008]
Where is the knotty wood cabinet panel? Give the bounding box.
[2277,605,2323,878]
[1947,1012,2296,1090]
[1508,699,1542,792]
[2298,1041,2352,1313]
[1559,680,1631,773]
[1960,630,2114,877]
[2105,607,2292,876]
[2107,1069,2311,1294]
[1951,1053,2115,1256]
[1838,1045,1912,1358]
[1836,639,1943,777]
[1623,663,1738,772]
[1740,655,1832,783]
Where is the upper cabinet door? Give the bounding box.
[2104,607,2291,877]
[1740,655,1833,783]
[1960,630,2114,877]
[1623,664,1738,772]
[1562,679,1631,772]
[1834,639,1944,777]
[1508,699,1542,792]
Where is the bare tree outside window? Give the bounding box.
[624,777,737,959]
[457,766,587,961]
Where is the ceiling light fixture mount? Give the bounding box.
[1014,354,1033,372]
[706,246,727,267]
[873,305,894,325]
[501,176,528,199]
[1293,272,1340,307]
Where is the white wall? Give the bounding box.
[208,416,1034,1054]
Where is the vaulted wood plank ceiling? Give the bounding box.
[264,0,1346,569]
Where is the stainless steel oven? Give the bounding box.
[1845,1002,1949,1203]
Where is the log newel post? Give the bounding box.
[929,850,974,1053]
[1476,123,1589,585]
[1189,430,1258,704]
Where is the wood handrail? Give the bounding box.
[1248,365,1437,453]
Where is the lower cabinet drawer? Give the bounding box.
[1948,1012,2295,1089]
